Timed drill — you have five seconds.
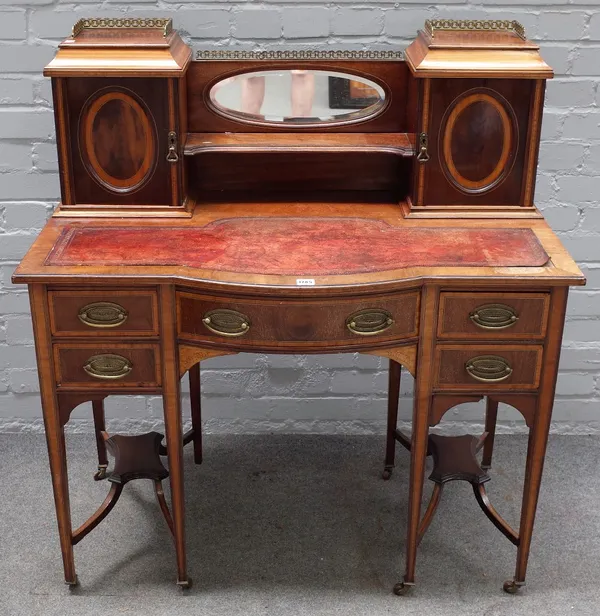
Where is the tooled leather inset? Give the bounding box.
[45,217,549,276]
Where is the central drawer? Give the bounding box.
[177,290,420,349]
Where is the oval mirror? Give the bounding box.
[209,70,386,126]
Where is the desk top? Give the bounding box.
[14,201,585,293]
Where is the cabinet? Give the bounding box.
[45,18,192,216]
[12,17,586,597]
[405,20,551,217]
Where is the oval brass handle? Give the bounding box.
[469,304,518,330]
[465,355,513,383]
[78,302,129,328]
[83,354,133,380]
[346,309,394,336]
[202,309,250,337]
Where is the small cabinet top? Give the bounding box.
[43,17,192,78]
[405,20,553,79]
[43,18,553,81]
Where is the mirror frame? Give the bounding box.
[196,50,402,130]
[208,69,387,128]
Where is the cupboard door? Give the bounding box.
[63,77,182,206]
[421,79,534,207]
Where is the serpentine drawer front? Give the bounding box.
[433,344,543,391]
[48,290,159,337]
[437,292,550,340]
[177,290,420,349]
[53,343,161,389]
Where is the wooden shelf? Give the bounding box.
[184,133,415,157]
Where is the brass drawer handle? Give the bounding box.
[167,131,179,163]
[78,302,129,328]
[416,132,430,163]
[469,304,519,330]
[202,309,250,337]
[465,355,513,383]
[83,354,133,380]
[346,309,394,336]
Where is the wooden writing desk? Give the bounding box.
[13,18,585,595]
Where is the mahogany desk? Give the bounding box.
[13,18,585,595]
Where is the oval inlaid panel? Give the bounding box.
[81,90,156,193]
[440,90,517,194]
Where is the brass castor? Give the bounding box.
[177,577,192,590]
[93,465,108,481]
[65,575,79,588]
[382,466,393,480]
[393,581,412,596]
[503,580,521,594]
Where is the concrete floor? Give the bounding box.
[1,432,599,616]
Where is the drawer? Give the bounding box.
[437,292,550,340]
[53,343,161,389]
[48,290,159,337]
[177,290,420,349]
[433,344,543,391]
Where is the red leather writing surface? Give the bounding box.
[46,217,549,276]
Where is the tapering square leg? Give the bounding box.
[92,399,109,480]
[159,286,191,589]
[481,397,499,470]
[383,360,401,480]
[506,287,568,594]
[189,363,202,465]
[395,286,437,596]
[30,284,78,586]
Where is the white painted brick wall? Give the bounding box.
[0,1,598,436]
